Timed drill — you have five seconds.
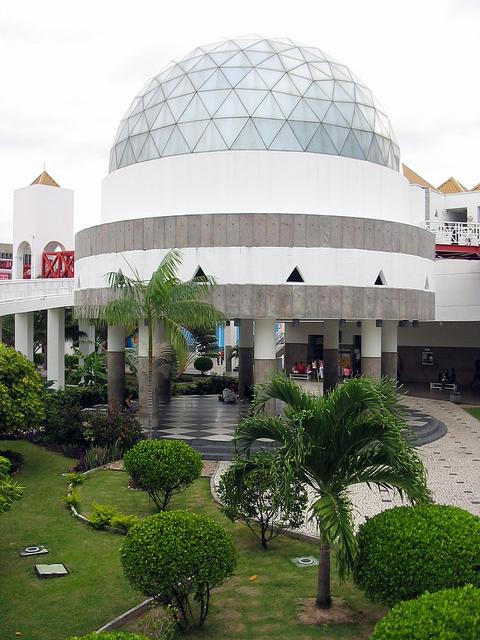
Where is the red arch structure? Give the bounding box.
[41,251,74,278]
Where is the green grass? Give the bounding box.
[464,406,480,421]
[80,471,387,639]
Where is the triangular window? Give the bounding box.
[425,276,430,290]
[194,266,207,280]
[374,270,386,286]
[287,267,304,283]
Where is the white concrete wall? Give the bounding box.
[75,247,433,291]
[101,151,422,226]
[434,259,480,321]
[427,189,480,224]
[0,279,73,316]
[13,184,74,279]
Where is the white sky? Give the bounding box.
[0,0,478,241]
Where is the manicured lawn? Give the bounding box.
[80,470,387,639]
[464,406,480,421]
[0,441,140,640]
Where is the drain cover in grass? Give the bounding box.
[291,556,319,568]
[35,564,69,578]
[20,546,48,557]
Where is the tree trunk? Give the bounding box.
[316,542,332,609]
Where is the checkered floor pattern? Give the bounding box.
[150,395,444,460]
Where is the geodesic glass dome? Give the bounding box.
[110,36,400,172]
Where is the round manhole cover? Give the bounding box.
[25,546,42,553]
[298,557,315,566]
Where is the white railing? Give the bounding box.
[424,221,480,246]
[0,278,74,316]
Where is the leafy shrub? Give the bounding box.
[110,513,141,531]
[354,504,480,605]
[124,440,202,511]
[89,503,121,528]
[218,451,308,548]
[121,510,236,630]
[66,471,84,486]
[172,374,237,396]
[0,344,45,435]
[34,352,45,366]
[82,408,142,451]
[370,584,480,639]
[0,456,24,515]
[0,449,24,473]
[193,356,213,375]
[69,632,151,640]
[64,490,80,509]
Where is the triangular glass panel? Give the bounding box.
[374,111,390,137]
[376,136,391,164]
[290,74,311,95]
[209,50,238,66]
[289,121,319,149]
[323,124,350,153]
[355,85,374,106]
[282,46,307,61]
[289,99,319,122]
[198,89,230,116]
[387,146,396,170]
[222,51,252,67]
[323,104,349,128]
[114,140,127,166]
[245,50,274,66]
[178,55,203,73]
[304,98,331,121]
[146,86,165,109]
[151,125,175,156]
[340,130,365,160]
[269,122,302,151]
[161,76,184,99]
[141,78,159,95]
[194,121,228,152]
[302,47,327,63]
[257,54,285,72]
[130,113,149,135]
[335,102,355,126]
[287,266,304,282]
[169,75,196,99]
[200,69,232,90]
[129,133,149,160]
[178,120,210,150]
[194,265,207,280]
[272,74,301,95]
[118,141,135,168]
[330,63,352,81]
[253,93,286,119]
[214,117,249,147]
[189,54,217,73]
[291,63,312,80]
[425,276,429,290]
[214,91,249,117]
[130,97,145,117]
[210,40,240,53]
[115,120,129,143]
[162,126,190,156]
[305,80,334,100]
[279,54,303,72]
[252,118,285,147]
[144,103,163,128]
[272,91,301,118]
[163,64,185,82]
[137,133,160,162]
[367,136,384,165]
[183,46,207,59]
[256,67,285,88]
[221,66,251,87]
[166,94,194,120]
[143,86,161,110]
[374,271,386,286]
[245,39,274,53]
[151,103,176,129]
[306,125,337,155]
[352,130,374,157]
[352,105,371,131]
[310,61,334,78]
[333,81,356,102]
[231,119,266,150]
[236,69,268,90]
[188,68,217,90]
[235,89,269,114]
[178,94,211,122]
[358,104,376,129]
[128,113,142,134]
[270,39,293,53]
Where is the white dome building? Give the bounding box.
[75,36,434,411]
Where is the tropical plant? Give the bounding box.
[120,510,237,630]
[234,374,430,609]
[354,504,480,605]
[218,450,308,549]
[193,355,213,375]
[69,632,151,640]
[0,456,24,515]
[187,324,219,357]
[0,344,45,434]
[99,249,223,427]
[124,439,202,511]
[82,408,142,451]
[370,584,480,640]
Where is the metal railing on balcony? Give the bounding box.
[424,221,480,246]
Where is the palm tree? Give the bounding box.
[234,374,431,609]
[101,249,223,427]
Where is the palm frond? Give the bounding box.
[161,318,189,364]
[234,415,289,456]
[101,298,144,327]
[252,373,317,414]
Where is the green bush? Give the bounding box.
[64,490,80,509]
[69,632,151,640]
[0,456,24,515]
[354,504,480,605]
[172,374,237,396]
[0,344,45,435]
[82,408,142,451]
[79,442,124,471]
[124,440,202,511]
[370,584,480,639]
[66,471,84,486]
[193,356,213,375]
[89,503,120,528]
[218,451,308,549]
[0,449,24,473]
[121,510,236,630]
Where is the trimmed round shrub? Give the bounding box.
[370,584,480,639]
[69,633,150,640]
[121,510,236,630]
[0,344,45,434]
[123,439,202,511]
[193,356,213,375]
[354,504,480,605]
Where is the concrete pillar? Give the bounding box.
[15,312,34,361]
[153,323,171,403]
[361,320,382,380]
[224,321,232,373]
[107,324,125,409]
[381,320,398,380]
[238,319,254,398]
[78,319,95,367]
[323,319,339,394]
[254,318,277,385]
[47,308,65,389]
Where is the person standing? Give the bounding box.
[319,360,324,380]
[312,360,318,381]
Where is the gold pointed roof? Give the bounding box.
[30,171,60,187]
[471,182,480,191]
[437,177,468,194]
[402,164,437,190]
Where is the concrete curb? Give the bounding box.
[96,598,154,632]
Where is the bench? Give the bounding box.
[289,373,308,380]
[430,382,457,392]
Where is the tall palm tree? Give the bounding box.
[101,249,223,427]
[234,374,431,609]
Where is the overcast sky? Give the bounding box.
[0,0,478,241]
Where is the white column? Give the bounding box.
[254,318,277,383]
[47,307,65,389]
[361,320,382,379]
[381,320,398,380]
[224,321,233,372]
[78,320,95,365]
[323,319,339,393]
[15,312,34,361]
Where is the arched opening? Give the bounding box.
[16,241,32,279]
[43,240,66,253]
[42,240,73,278]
